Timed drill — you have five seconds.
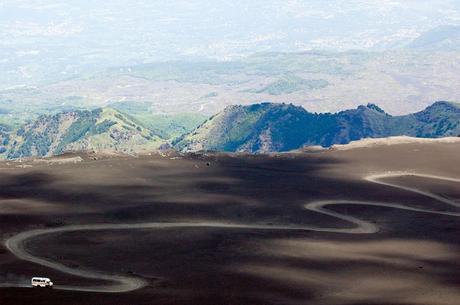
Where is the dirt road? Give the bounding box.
[3,172,460,292]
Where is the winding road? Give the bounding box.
[3,172,460,293]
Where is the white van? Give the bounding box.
[31,277,53,288]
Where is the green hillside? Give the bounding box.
[5,108,165,159]
[109,101,207,138]
[0,124,11,154]
[1,101,459,158]
[175,101,460,153]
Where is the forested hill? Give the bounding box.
[4,108,165,159]
[174,101,460,153]
[1,101,459,159]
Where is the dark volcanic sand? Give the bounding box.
[1,142,460,305]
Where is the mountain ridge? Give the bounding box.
[5,107,165,159]
[175,101,460,153]
[0,101,459,159]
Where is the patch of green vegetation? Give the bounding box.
[256,75,329,95]
[0,115,25,129]
[242,51,375,76]
[0,123,11,155]
[91,119,116,135]
[223,106,267,150]
[108,101,206,138]
[109,101,151,115]
[8,115,63,158]
[122,124,134,131]
[104,61,246,85]
[108,110,141,130]
[447,101,460,108]
[55,111,98,154]
[131,113,207,139]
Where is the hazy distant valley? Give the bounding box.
[2,48,460,118]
